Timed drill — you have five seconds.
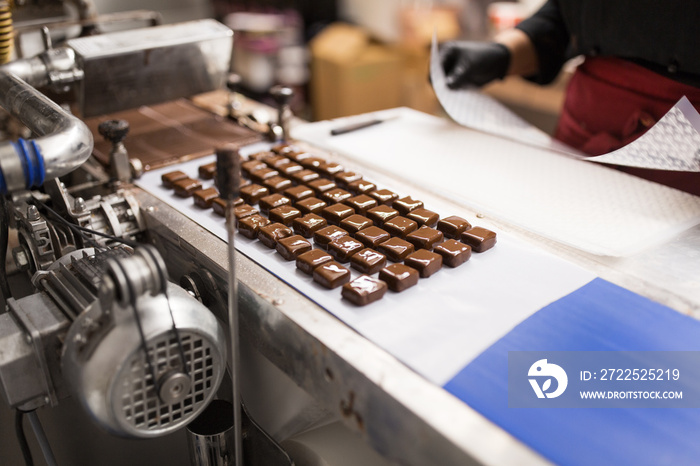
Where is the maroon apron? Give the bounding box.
[555,56,700,195]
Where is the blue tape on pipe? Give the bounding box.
[443,278,700,466]
[11,138,45,189]
[13,139,32,188]
[30,140,45,186]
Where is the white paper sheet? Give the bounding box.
[291,108,700,256]
[136,149,594,385]
[430,35,700,172]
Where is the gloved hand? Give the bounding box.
[440,41,511,88]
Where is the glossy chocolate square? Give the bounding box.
[276,235,313,260]
[313,225,349,249]
[377,237,414,262]
[291,169,320,185]
[259,193,291,214]
[317,161,344,177]
[239,183,269,205]
[354,226,391,248]
[241,159,267,177]
[264,155,290,168]
[249,166,279,183]
[249,150,275,161]
[263,175,293,193]
[366,205,399,225]
[368,188,398,205]
[313,261,351,289]
[327,236,364,263]
[173,178,202,198]
[347,179,377,195]
[296,197,327,215]
[299,156,326,169]
[343,194,378,215]
[278,162,304,176]
[342,275,387,306]
[437,215,472,239]
[461,227,497,252]
[258,222,293,248]
[393,196,424,215]
[404,249,442,278]
[406,208,439,227]
[161,170,187,189]
[334,171,362,188]
[223,203,258,221]
[198,162,217,180]
[379,264,419,292]
[293,213,328,238]
[383,216,418,238]
[321,203,355,225]
[296,249,333,275]
[271,144,295,155]
[406,226,444,250]
[192,187,219,208]
[340,214,374,235]
[350,248,387,274]
[284,185,314,202]
[268,205,301,226]
[434,239,472,266]
[237,214,271,239]
[307,178,336,195]
[322,188,353,204]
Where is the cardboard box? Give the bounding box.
[310,23,402,120]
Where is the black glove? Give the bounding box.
[440,41,511,89]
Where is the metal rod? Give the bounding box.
[26,410,58,466]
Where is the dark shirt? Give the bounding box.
[516,0,700,86]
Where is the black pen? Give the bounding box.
[330,116,397,136]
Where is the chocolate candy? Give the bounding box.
[271,143,296,155]
[193,187,219,208]
[300,156,325,169]
[296,249,333,275]
[162,170,188,189]
[334,171,362,188]
[393,196,424,215]
[264,154,290,168]
[354,226,391,248]
[278,162,303,176]
[317,161,344,177]
[379,264,419,292]
[259,193,292,214]
[383,216,418,238]
[322,203,355,225]
[313,261,351,289]
[198,162,217,180]
[233,204,259,222]
[348,179,377,195]
[293,213,328,238]
[434,239,471,267]
[290,169,320,185]
[343,194,377,215]
[377,237,414,262]
[369,188,398,205]
[276,235,313,260]
[350,248,387,274]
[173,178,203,198]
[249,166,279,183]
[461,227,497,252]
[258,222,293,248]
[239,184,269,205]
[268,205,301,226]
[406,226,444,250]
[263,175,293,193]
[313,225,349,249]
[404,249,442,278]
[340,214,374,235]
[322,188,353,204]
[284,185,314,202]
[249,150,275,161]
[437,215,472,239]
[342,275,387,306]
[241,160,267,177]
[296,197,327,215]
[366,205,399,225]
[286,150,312,162]
[307,178,336,195]
[212,197,245,216]
[406,208,439,227]
[327,236,364,263]
[237,214,271,239]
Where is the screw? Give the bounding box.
[74,197,87,213]
[27,205,40,221]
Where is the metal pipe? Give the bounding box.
[0,67,93,193]
[26,410,58,466]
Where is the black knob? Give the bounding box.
[98,119,130,145]
[270,85,294,106]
